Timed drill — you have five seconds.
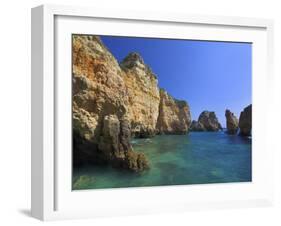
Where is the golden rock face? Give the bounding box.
[156,89,191,134]
[72,35,191,171]
[120,52,161,137]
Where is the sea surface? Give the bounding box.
[72,131,252,190]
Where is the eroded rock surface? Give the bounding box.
[72,35,148,171]
[225,109,239,134]
[120,53,160,138]
[239,104,252,136]
[72,35,191,172]
[156,89,191,134]
[98,115,149,171]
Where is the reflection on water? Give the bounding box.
[73,132,252,190]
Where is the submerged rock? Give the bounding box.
[239,104,252,136]
[73,175,95,190]
[190,111,222,132]
[225,109,239,134]
[156,89,192,134]
[126,150,149,172]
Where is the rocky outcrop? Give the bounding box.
[120,53,160,138]
[156,89,191,134]
[190,111,222,131]
[225,109,239,134]
[98,115,149,171]
[72,35,191,172]
[72,35,148,172]
[239,104,252,136]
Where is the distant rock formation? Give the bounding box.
[225,109,239,134]
[189,120,205,131]
[72,35,191,171]
[239,104,252,136]
[190,111,222,131]
[156,89,191,134]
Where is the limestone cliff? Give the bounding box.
[225,109,239,134]
[72,35,191,172]
[72,35,148,172]
[120,53,160,138]
[190,111,222,131]
[156,89,191,134]
[239,104,252,136]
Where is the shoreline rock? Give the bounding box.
[98,115,149,172]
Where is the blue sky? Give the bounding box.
[101,36,252,127]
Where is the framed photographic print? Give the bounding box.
[31,4,274,221]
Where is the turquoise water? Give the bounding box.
[73,132,252,190]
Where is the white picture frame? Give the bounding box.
[31,4,274,221]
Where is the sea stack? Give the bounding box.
[225,109,239,134]
[190,111,222,131]
[239,104,252,136]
